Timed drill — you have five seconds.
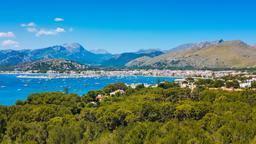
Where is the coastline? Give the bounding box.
[0,69,243,79]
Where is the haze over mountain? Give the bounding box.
[101,49,164,67]
[126,40,256,69]
[0,43,112,66]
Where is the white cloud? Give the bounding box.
[56,27,65,33]
[54,17,64,22]
[36,29,57,36]
[21,22,38,33]
[0,32,15,38]
[21,20,68,37]
[1,40,19,48]
[36,27,65,37]
[21,22,36,27]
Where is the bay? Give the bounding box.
[0,74,176,106]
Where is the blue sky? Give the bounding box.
[0,0,255,53]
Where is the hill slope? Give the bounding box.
[14,59,88,71]
[126,40,256,69]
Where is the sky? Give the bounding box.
[0,0,255,53]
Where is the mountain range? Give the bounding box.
[0,43,111,66]
[127,40,256,69]
[0,43,163,68]
[1,40,256,70]
[101,49,163,67]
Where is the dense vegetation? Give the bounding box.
[1,82,256,143]
[13,59,89,73]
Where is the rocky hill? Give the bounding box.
[14,59,88,71]
[126,40,256,69]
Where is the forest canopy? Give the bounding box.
[1,82,256,143]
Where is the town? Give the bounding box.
[0,69,253,78]
[68,70,256,102]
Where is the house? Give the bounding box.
[96,94,105,101]
[90,101,97,105]
[129,84,137,89]
[174,78,187,87]
[174,78,186,83]
[144,84,151,88]
[151,84,158,88]
[240,82,251,88]
[110,89,125,96]
[181,81,189,88]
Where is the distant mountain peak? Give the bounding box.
[59,43,85,53]
[168,39,224,53]
[61,43,82,48]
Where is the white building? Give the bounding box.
[110,89,125,96]
[240,82,251,88]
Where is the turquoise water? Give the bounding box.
[0,74,176,106]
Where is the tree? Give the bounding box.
[195,79,214,87]
[103,83,128,93]
[2,82,256,143]
[84,90,104,101]
[213,80,225,88]
[0,113,7,141]
[226,80,240,88]
[158,81,178,89]
[251,82,256,88]
[186,77,194,83]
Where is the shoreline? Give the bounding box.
[0,69,244,79]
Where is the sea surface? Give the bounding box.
[0,74,176,106]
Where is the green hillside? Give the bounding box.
[15,59,88,72]
[1,82,256,143]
